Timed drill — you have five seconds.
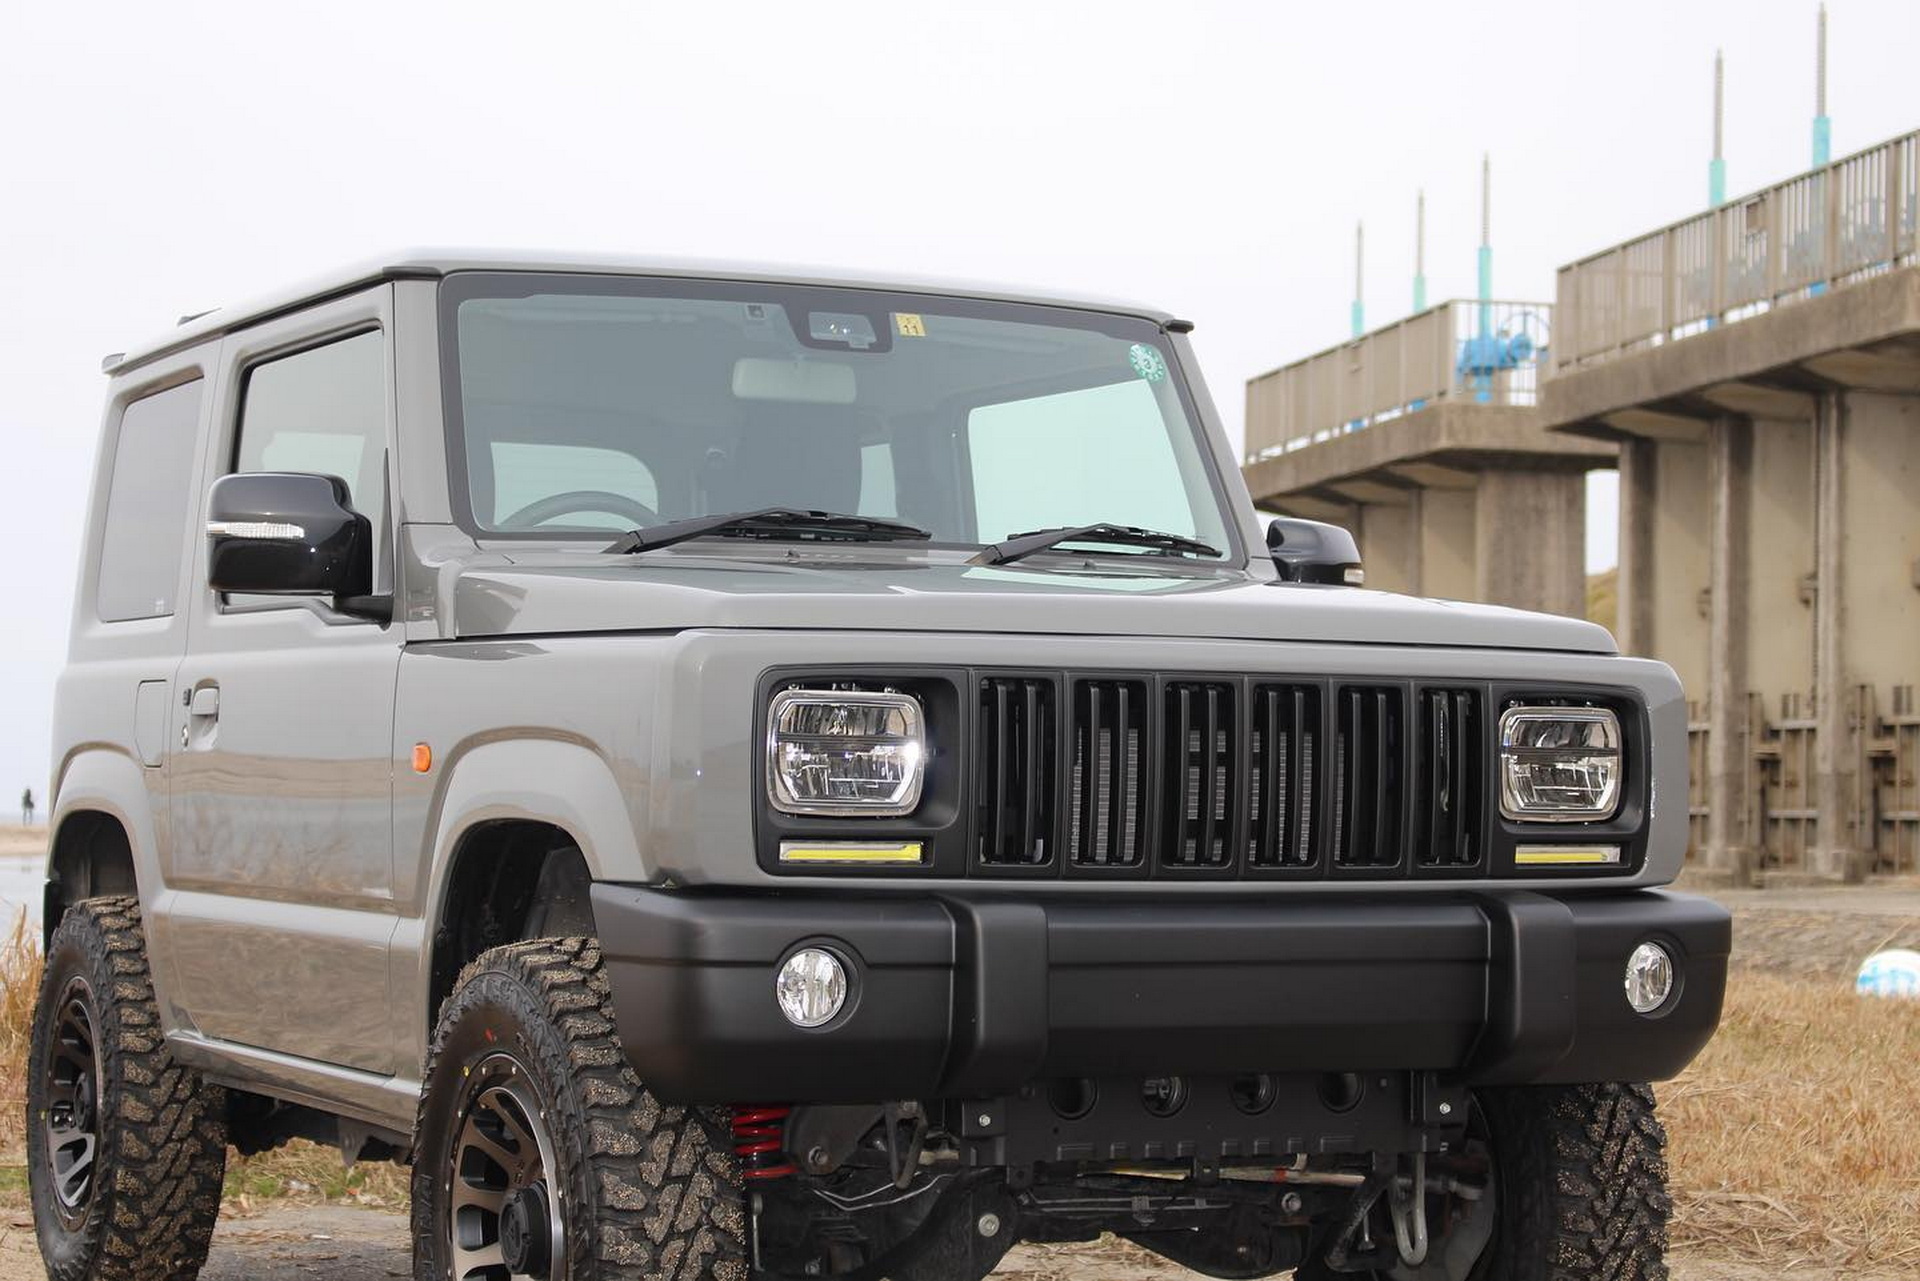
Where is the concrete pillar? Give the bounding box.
[1472,469,1586,617]
[1356,502,1416,596]
[1417,488,1477,601]
[1404,490,1425,597]
[1705,416,1754,881]
[1616,437,1657,655]
[1811,391,1864,881]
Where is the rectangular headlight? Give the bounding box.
[768,688,925,816]
[1499,705,1623,822]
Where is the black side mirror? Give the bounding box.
[207,472,376,605]
[1267,516,1364,586]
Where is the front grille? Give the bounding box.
[972,675,1484,879]
[974,677,1056,867]
[1068,680,1146,867]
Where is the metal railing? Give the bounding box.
[1243,299,1552,465]
[1554,130,1920,372]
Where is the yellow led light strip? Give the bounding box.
[1515,845,1622,867]
[779,842,926,866]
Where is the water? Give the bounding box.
[0,851,43,929]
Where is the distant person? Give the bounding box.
[19,788,32,826]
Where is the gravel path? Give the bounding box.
[0,1212,1894,1281]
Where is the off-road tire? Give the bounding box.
[411,936,749,1281]
[27,896,228,1281]
[1474,1082,1670,1281]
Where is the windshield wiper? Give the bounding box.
[603,508,932,555]
[971,523,1221,566]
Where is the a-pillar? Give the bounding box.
[1704,416,1754,881]
[1811,391,1864,880]
[1471,469,1586,616]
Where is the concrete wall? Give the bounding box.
[1356,502,1415,596]
[1841,393,1920,692]
[1417,487,1477,601]
[1746,419,1815,711]
[1646,441,1711,700]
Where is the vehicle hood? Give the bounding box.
[438,553,1616,653]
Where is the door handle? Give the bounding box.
[181,683,220,748]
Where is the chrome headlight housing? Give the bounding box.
[767,688,925,817]
[1498,705,1623,822]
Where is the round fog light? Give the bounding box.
[776,947,848,1028]
[1624,942,1675,1014]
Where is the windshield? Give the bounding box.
[439,273,1236,559]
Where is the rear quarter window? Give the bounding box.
[96,379,203,622]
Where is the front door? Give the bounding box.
[164,290,403,1074]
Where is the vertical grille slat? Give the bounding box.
[1248,684,1320,869]
[1334,686,1405,869]
[1162,681,1235,869]
[1068,679,1147,867]
[975,677,1055,867]
[1417,688,1484,868]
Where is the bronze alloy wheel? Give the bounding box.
[40,976,103,1231]
[447,1053,569,1281]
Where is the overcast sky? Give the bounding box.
[4,0,1917,810]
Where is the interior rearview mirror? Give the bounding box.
[731,357,857,405]
[206,472,376,606]
[1267,516,1365,586]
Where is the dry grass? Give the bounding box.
[1665,971,1920,1268]
[1587,567,1618,632]
[0,912,42,1152]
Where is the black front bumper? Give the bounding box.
[591,885,1729,1104]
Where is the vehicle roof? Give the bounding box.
[107,249,1181,375]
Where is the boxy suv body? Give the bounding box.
[34,253,1728,1281]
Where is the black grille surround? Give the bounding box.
[753,669,1649,881]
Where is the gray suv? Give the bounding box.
[33,254,1728,1281]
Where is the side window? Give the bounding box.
[234,330,388,551]
[97,379,203,622]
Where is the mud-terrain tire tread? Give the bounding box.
[411,935,748,1281]
[1478,1081,1670,1281]
[27,896,228,1281]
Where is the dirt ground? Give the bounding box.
[0,1210,1901,1281]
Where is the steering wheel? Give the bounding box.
[499,490,661,530]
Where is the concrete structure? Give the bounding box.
[1547,130,1920,882]
[1241,129,1920,885]
[1243,299,1612,616]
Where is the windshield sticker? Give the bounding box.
[894,312,927,338]
[1128,343,1168,382]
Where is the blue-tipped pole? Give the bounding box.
[1413,190,1428,313]
[1709,50,1727,208]
[1475,156,1493,402]
[1812,4,1831,166]
[1351,221,1365,338]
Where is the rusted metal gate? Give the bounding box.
[1867,684,1920,875]
[1685,700,1710,855]
[1754,692,1818,871]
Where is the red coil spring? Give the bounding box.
[732,1104,796,1180]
